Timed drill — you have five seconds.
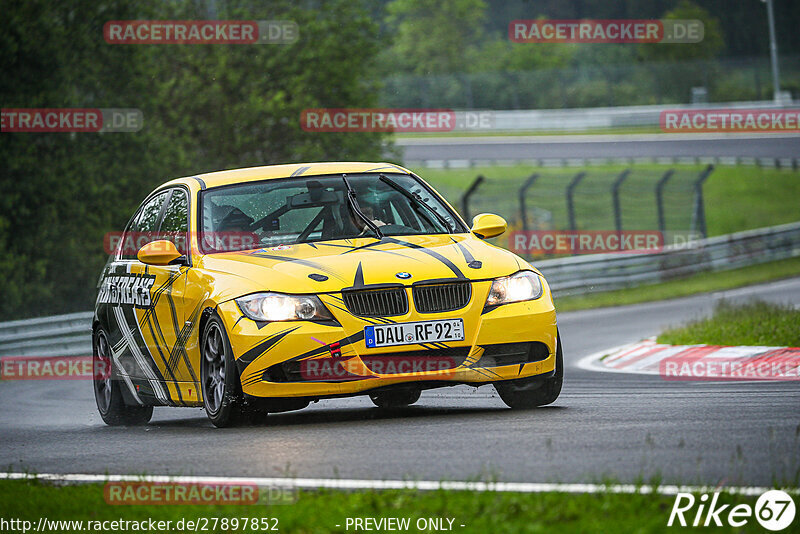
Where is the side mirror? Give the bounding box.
[471,213,507,239]
[137,240,186,266]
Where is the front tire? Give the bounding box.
[201,314,247,428]
[93,328,153,426]
[495,333,563,409]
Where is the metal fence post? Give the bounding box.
[655,169,675,234]
[566,172,587,231]
[611,169,631,233]
[518,173,539,231]
[691,165,715,238]
[461,175,485,222]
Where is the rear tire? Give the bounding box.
[369,389,421,408]
[93,328,153,426]
[495,333,563,409]
[201,314,247,428]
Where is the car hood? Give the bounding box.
[197,233,530,296]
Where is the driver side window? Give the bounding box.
[120,191,168,260]
[159,189,189,255]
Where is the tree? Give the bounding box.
[0,0,388,319]
[639,0,725,62]
[384,0,488,75]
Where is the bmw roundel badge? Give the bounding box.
[395,272,412,279]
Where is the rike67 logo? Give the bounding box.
[668,490,796,530]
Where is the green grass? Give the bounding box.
[657,300,800,347]
[555,256,800,312]
[0,479,767,533]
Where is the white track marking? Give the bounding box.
[1,472,796,497]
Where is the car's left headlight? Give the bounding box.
[485,271,543,307]
[236,292,334,322]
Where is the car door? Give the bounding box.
[146,187,200,396]
[105,189,193,406]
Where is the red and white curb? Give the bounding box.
[577,338,800,381]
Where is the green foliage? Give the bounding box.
[384,0,488,75]
[658,300,800,347]
[0,0,388,319]
[639,0,725,62]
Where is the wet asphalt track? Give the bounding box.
[2,277,799,487]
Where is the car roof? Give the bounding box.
[161,162,412,191]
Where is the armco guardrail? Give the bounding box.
[536,221,800,295]
[0,311,93,357]
[450,99,796,132]
[1,221,798,357]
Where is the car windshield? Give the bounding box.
[199,173,464,253]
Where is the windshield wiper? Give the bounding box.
[379,174,452,233]
[342,174,383,239]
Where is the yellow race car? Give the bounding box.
[92,162,561,427]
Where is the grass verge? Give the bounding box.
[554,256,800,312]
[657,300,800,347]
[0,479,765,533]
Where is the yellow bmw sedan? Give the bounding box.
[92,162,562,427]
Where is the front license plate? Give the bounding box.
[364,319,465,348]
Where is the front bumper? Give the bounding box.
[217,279,558,399]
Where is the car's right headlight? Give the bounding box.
[236,292,334,322]
[485,271,543,307]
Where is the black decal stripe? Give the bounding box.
[171,302,203,386]
[236,326,300,370]
[124,306,171,386]
[327,303,382,325]
[451,238,477,264]
[247,252,347,282]
[353,262,364,288]
[141,271,183,324]
[317,243,357,250]
[338,240,420,260]
[163,275,184,373]
[382,237,465,278]
[245,330,367,386]
[145,314,184,405]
